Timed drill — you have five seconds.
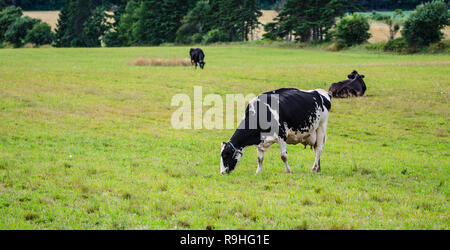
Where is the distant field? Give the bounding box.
[23,11,59,31]
[0,46,448,229]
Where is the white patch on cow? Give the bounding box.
[300,88,330,101]
[220,143,226,174]
[315,89,331,102]
[234,151,242,162]
[248,97,258,115]
[220,157,226,174]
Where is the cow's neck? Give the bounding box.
[229,128,261,150]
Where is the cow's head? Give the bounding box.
[348,70,359,79]
[348,70,365,80]
[220,142,242,174]
[199,61,205,69]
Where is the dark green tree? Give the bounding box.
[83,6,111,47]
[4,15,39,47]
[0,6,22,42]
[130,0,197,45]
[113,0,140,46]
[175,0,211,44]
[54,0,105,47]
[401,0,449,47]
[53,0,69,46]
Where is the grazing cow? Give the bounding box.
[189,48,206,69]
[220,88,331,174]
[329,70,367,98]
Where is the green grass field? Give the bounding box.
[0,46,449,229]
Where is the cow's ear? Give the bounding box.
[360,75,365,78]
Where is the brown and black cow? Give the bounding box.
[329,70,367,98]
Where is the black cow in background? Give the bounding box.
[329,70,367,98]
[189,48,206,69]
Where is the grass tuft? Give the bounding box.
[129,57,191,67]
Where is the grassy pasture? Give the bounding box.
[0,46,449,229]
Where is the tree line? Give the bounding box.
[2,0,446,11]
[0,0,448,51]
[53,0,261,47]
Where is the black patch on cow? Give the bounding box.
[321,94,332,111]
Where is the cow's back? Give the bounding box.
[262,88,329,134]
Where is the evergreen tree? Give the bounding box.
[54,0,70,47]
[175,0,211,44]
[54,0,104,47]
[83,6,111,47]
[113,0,140,46]
[131,0,197,45]
[0,6,22,42]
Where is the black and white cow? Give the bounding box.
[189,48,206,69]
[220,88,331,174]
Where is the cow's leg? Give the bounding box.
[278,139,292,173]
[312,126,326,172]
[256,147,264,174]
[256,142,273,174]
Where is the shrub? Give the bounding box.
[4,16,39,47]
[383,37,409,53]
[429,41,450,53]
[334,14,371,48]
[191,33,203,44]
[401,0,449,47]
[25,22,54,46]
[365,42,387,52]
[103,30,122,47]
[202,29,229,44]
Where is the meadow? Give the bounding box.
[0,46,449,229]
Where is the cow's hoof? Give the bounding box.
[286,169,292,174]
[312,167,321,173]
